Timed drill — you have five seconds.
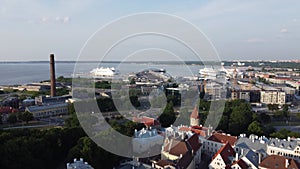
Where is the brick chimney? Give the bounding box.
[50,54,56,97]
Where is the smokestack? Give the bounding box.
[50,54,56,97]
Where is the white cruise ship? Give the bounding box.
[199,66,226,80]
[90,67,119,77]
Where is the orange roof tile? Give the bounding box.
[259,155,300,169]
[207,132,237,146]
[212,143,235,165]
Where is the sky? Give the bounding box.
[0,0,299,61]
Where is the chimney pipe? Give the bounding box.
[285,159,289,168]
[50,54,56,97]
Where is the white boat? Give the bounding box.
[199,66,226,80]
[90,67,119,77]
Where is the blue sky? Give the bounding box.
[0,0,299,61]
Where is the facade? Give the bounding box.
[267,137,300,162]
[235,134,268,169]
[204,132,238,158]
[205,82,227,101]
[260,91,286,105]
[35,95,69,105]
[239,91,250,102]
[132,128,164,155]
[26,103,68,118]
[209,143,248,169]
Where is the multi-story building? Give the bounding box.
[260,91,286,105]
[35,95,70,106]
[267,137,300,162]
[161,133,202,169]
[209,143,248,169]
[26,103,68,118]
[132,128,164,155]
[205,82,227,101]
[203,132,238,158]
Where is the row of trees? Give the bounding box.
[6,111,34,124]
[198,100,273,136]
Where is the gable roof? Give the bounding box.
[164,139,189,157]
[231,159,248,169]
[187,134,201,153]
[176,151,193,169]
[235,136,267,153]
[208,132,237,146]
[212,143,235,165]
[259,155,300,169]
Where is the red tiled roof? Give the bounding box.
[190,106,199,119]
[231,159,248,169]
[212,143,235,165]
[192,129,206,137]
[132,116,160,127]
[0,107,18,114]
[259,155,300,169]
[179,126,190,132]
[187,134,201,153]
[207,132,237,146]
[164,139,189,157]
[191,125,203,130]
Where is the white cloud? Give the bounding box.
[280,28,288,33]
[35,16,70,24]
[245,38,265,43]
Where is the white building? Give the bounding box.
[132,128,164,155]
[203,132,238,158]
[260,91,286,105]
[209,143,248,169]
[267,137,300,162]
[26,103,68,118]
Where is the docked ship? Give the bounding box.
[90,67,119,77]
[199,66,226,80]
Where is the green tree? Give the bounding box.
[7,113,17,124]
[268,104,279,112]
[248,121,264,136]
[158,102,176,127]
[66,137,120,169]
[21,111,34,124]
[258,113,271,123]
[228,102,253,135]
[270,128,300,139]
